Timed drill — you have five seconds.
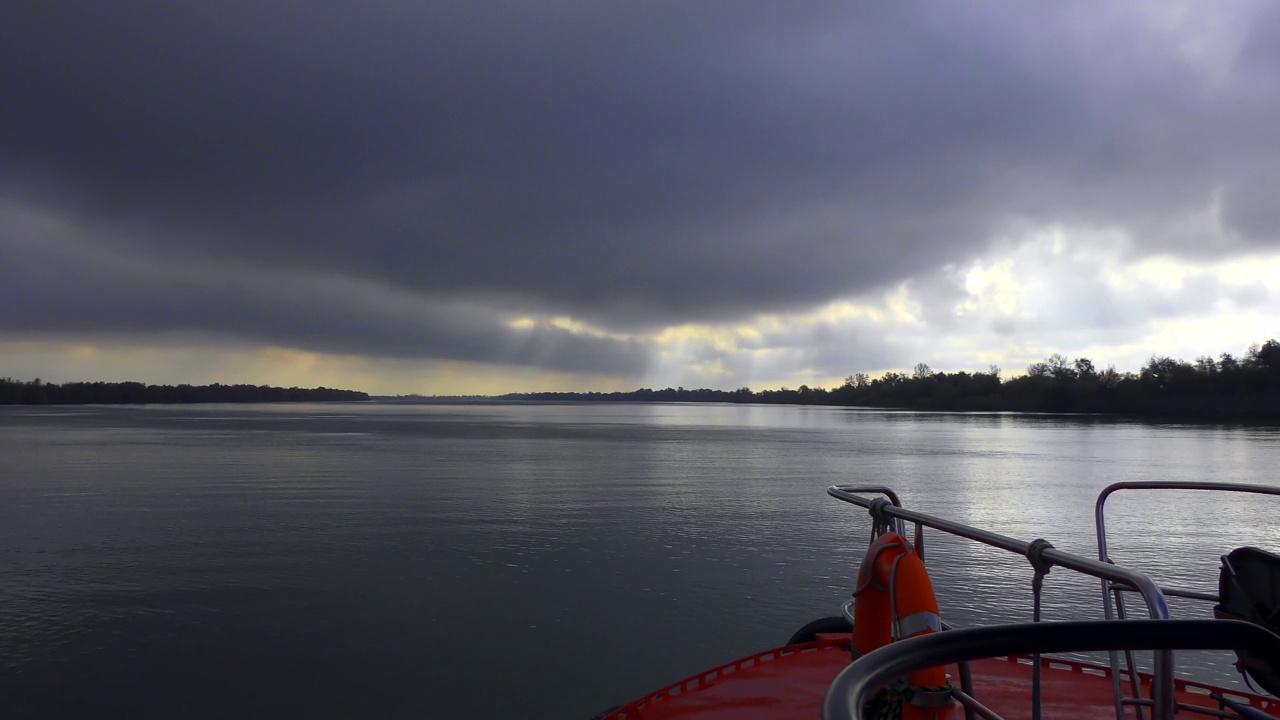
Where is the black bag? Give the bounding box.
[1214,546,1280,696]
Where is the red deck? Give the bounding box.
[604,635,1278,720]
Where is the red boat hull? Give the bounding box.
[603,634,1277,720]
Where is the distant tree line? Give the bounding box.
[0,379,369,404]
[500,339,1280,420]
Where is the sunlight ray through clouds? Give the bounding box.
[5,2,1280,393]
[623,226,1280,391]
[10,222,1279,394]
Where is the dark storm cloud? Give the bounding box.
[0,204,648,375]
[3,1,1279,350]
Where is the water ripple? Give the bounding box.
[1,404,1278,718]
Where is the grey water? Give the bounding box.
[2,403,1279,718]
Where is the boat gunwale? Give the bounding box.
[604,637,851,719]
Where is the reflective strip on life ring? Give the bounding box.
[896,610,942,639]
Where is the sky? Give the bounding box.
[4,1,1280,395]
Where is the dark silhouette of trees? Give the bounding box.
[0,379,368,404]
[492,339,1280,420]
[1074,357,1097,379]
[845,373,871,389]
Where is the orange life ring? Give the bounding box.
[853,532,953,720]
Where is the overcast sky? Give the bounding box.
[4,1,1279,394]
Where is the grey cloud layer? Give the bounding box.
[3,1,1279,368]
[0,204,648,375]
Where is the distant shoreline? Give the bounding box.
[372,392,1280,422]
[373,341,1280,422]
[6,337,1278,420]
[0,379,369,405]
[3,390,1275,424]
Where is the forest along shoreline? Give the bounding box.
[4,340,1278,420]
[0,380,368,404]
[402,340,1280,421]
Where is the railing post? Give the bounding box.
[1090,482,1280,720]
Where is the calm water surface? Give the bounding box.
[2,403,1279,718]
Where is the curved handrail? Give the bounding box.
[1095,481,1280,570]
[822,620,1280,720]
[1093,482,1280,720]
[831,485,906,536]
[828,485,1171,621]
[831,484,1175,720]
[832,485,904,508]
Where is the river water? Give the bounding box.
[2,403,1278,718]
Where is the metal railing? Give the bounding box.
[822,620,1280,720]
[828,485,1174,720]
[1095,481,1280,720]
[831,485,1174,621]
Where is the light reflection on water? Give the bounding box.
[1,403,1278,718]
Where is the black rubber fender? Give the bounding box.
[786,615,852,645]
